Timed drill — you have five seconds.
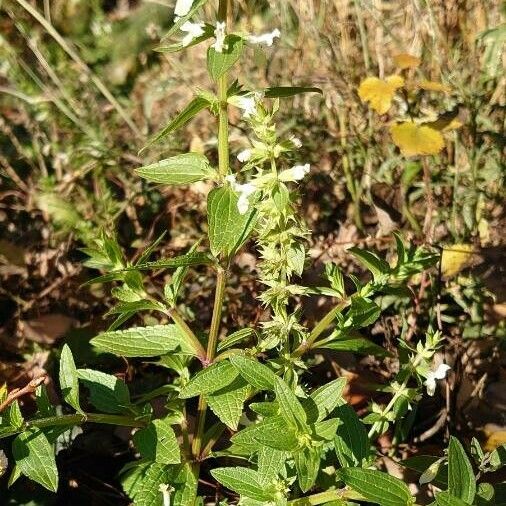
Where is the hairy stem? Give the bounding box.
[0,412,147,440]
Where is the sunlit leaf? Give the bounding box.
[441,244,475,278]
[358,75,404,114]
[390,121,444,156]
[393,53,421,69]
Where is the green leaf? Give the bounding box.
[264,86,323,98]
[258,446,286,480]
[448,436,476,504]
[217,328,255,352]
[206,377,250,430]
[347,297,382,328]
[334,403,371,467]
[179,361,238,398]
[435,491,472,506]
[314,418,341,441]
[402,455,448,489]
[133,251,213,271]
[12,428,58,492]
[136,153,214,185]
[133,417,180,465]
[323,336,388,357]
[489,444,506,471]
[91,324,196,357]
[302,377,346,423]
[295,446,321,492]
[274,377,307,430]
[230,355,276,390]
[134,462,171,506]
[211,467,274,502]
[59,344,83,414]
[77,369,131,414]
[349,247,391,281]
[338,467,414,506]
[207,35,244,81]
[207,186,257,258]
[141,96,210,152]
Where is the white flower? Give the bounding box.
[290,135,302,148]
[226,175,256,214]
[247,28,281,46]
[213,21,227,52]
[180,21,205,46]
[159,483,173,506]
[237,148,252,162]
[424,363,451,396]
[237,95,257,118]
[291,163,311,180]
[174,0,193,18]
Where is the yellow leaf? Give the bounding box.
[393,53,421,69]
[390,122,445,156]
[441,244,476,278]
[358,75,405,115]
[418,80,451,93]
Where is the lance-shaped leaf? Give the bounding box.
[136,152,215,185]
[448,436,476,504]
[295,446,321,492]
[206,377,250,430]
[77,369,131,414]
[207,35,244,81]
[59,344,83,414]
[264,86,323,98]
[91,324,197,357]
[229,354,276,390]
[338,467,414,506]
[179,361,239,398]
[12,428,58,492]
[211,467,276,502]
[274,377,307,430]
[349,247,391,281]
[302,377,346,423]
[207,186,257,258]
[141,96,211,152]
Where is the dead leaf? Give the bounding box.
[418,80,451,93]
[441,244,476,278]
[358,75,405,114]
[393,53,421,69]
[390,121,445,156]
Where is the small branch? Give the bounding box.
[0,375,47,413]
[167,308,206,362]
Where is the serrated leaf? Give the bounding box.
[133,417,180,465]
[206,377,250,430]
[393,53,421,69]
[338,467,414,506]
[448,436,476,504]
[12,428,58,492]
[390,121,445,156]
[91,325,196,357]
[180,361,238,399]
[207,186,257,258]
[136,153,213,185]
[302,377,346,423]
[134,462,170,506]
[274,377,307,430]
[207,35,244,80]
[77,369,131,414]
[358,75,404,114]
[230,355,276,390]
[347,298,382,328]
[263,86,322,98]
[211,467,274,502]
[59,344,83,414]
[334,403,371,467]
[141,96,210,152]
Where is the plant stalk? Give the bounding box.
[0,412,147,440]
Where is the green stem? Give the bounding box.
[0,412,147,440]
[216,2,229,179]
[292,299,349,358]
[168,308,206,362]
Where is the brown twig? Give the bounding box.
[0,374,47,413]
